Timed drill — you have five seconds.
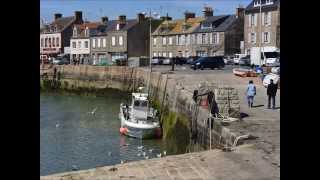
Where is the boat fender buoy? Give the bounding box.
[120,127,128,134]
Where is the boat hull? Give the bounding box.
[120,125,162,139]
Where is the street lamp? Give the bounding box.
[142,9,159,98]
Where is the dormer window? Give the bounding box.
[201,22,212,29]
[85,27,89,37]
[73,27,77,37]
[266,0,273,5]
[116,24,120,31]
[253,0,261,7]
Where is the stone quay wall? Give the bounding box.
[40,65,240,148]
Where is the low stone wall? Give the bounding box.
[40,65,240,148]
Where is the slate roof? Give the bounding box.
[153,17,204,36]
[41,16,76,34]
[90,19,140,37]
[245,0,280,12]
[193,15,231,33]
[72,22,107,38]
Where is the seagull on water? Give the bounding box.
[55,123,60,128]
[148,149,153,153]
[142,152,146,157]
[137,146,144,150]
[88,107,98,115]
[108,152,112,156]
[156,153,162,158]
[137,153,141,157]
[145,156,149,160]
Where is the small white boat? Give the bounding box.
[119,93,162,139]
[233,68,257,77]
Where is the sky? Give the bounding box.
[41,0,252,23]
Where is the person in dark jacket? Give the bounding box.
[267,79,278,109]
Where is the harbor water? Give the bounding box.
[40,91,200,176]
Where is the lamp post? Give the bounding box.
[259,0,262,66]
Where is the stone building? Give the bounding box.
[244,0,280,55]
[40,11,83,60]
[70,18,108,64]
[90,13,161,65]
[151,6,244,58]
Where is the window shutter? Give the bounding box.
[254,14,257,26]
[268,12,272,26]
[262,32,264,43]
[176,35,179,45]
[248,33,251,43]
[268,32,271,43]
[248,15,251,27]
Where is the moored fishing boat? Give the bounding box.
[119,93,161,139]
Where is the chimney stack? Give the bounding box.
[184,11,195,21]
[160,16,172,21]
[118,15,126,24]
[137,13,145,23]
[236,7,245,18]
[54,13,62,20]
[74,11,83,23]
[101,16,108,24]
[203,6,213,17]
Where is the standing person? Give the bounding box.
[267,79,278,109]
[246,80,256,108]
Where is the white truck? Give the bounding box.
[250,47,280,66]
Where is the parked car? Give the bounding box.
[115,58,128,66]
[173,57,187,65]
[190,56,225,70]
[186,56,199,64]
[151,57,164,65]
[239,55,251,66]
[225,55,235,65]
[233,54,246,65]
[162,58,171,65]
[52,57,69,65]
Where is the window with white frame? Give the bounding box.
[169,52,173,58]
[97,38,101,48]
[197,34,202,44]
[153,52,157,57]
[263,32,270,43]
[181,35,185,45]
[267,12,271,26]
[103,38,106,47]
[41,38,44,47]
[250,33,256,43]
[213,33,218,44]
[112,36,116,46]
[192,34,196,44]
[263,12,268,26]
[72,42,76,48]
[162,36,166,45]
[92,39,96,48]
[163,52,167,57]
[201,34,206,44]
[85,41,89,48]
[48,38,51,47]
[153,37,157,45]
[52,38,55,47]
[119,36,123,46]
[169,37,173,45]
[251,14,255,26]
[186,35,190,45]
[176,35,179,45]
[56,37,59,47]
